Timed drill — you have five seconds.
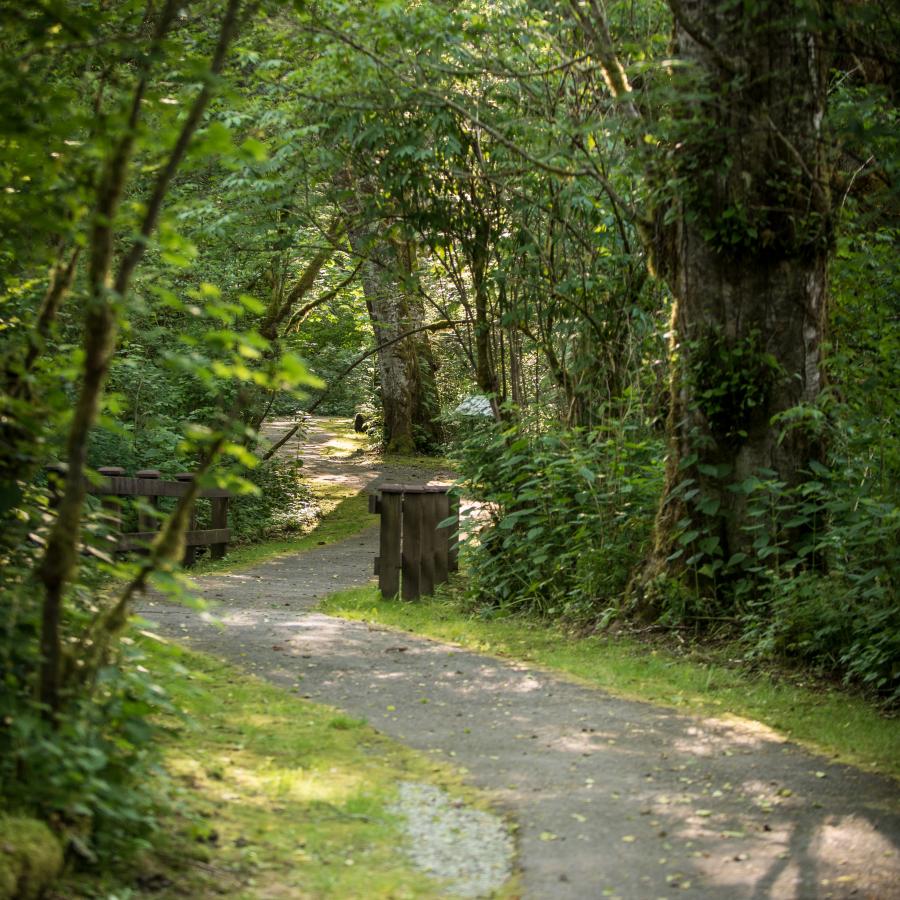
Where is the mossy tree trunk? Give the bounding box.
[640,0,833,587]
[348,228,442,453]
[572,0,833,599]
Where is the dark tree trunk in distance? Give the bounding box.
[348,228,442,453]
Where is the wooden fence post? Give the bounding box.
[378,488,402,598]
[135,469,160,541]
[97,466,125,550]
[419,492,438,597]
[448,491,460,573]
[434,490,452,585]
[400,491,423,601]
[174,473,196,566]
[373,483,456,601]
[210,494,229,560]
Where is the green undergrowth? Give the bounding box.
[320,585,900,781]
[62,638,511,899]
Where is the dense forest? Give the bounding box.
[0,0,897,893]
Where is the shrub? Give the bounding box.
[0,575,176,861]
[452,418,663,623]
[734,465,900,701]
[228,457,314,543]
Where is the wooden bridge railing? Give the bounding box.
[46,465,231,564]
[370,483,459,600]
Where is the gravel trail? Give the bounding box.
[138,418,900,899]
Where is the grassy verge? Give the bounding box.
[64,638,512,899]
[193,490,376,575]
[320,585,900,781]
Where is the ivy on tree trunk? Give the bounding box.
[573,0,833,602]
[642,0,832,593]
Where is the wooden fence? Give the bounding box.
[370,483,459,600]
[46,465,231,564]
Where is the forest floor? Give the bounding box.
[134,418,900,899]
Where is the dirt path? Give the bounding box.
[138,419,900,899]
[258,415,458,493]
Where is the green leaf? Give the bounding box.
[240,137,268,161]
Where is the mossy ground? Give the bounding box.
[0,816,63,900]
[319,583,900,781]
[61,640,513,899]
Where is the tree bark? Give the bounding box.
[347,228,442,453]
[465,211,503,420]
[640,0,832,587]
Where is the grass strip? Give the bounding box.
[194,489,376,575]
[320,585,900,781]
[64,638,511,899]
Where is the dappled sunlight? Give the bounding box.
[321,436,363,457]
[495,672,543,693]
[548,730,621,753]
[189,733,380,808]
[131,417,899,899]
[367,669,416,682]
[212,572,263,583]
[264,767,366,805]
[817,814,898,859]
[669,717,783,757]
[242,713,286,728]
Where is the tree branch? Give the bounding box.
[566,0,641,119]
[114,0,243,296]
[284,260,364,333]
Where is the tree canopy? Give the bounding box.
[0,0,897,880]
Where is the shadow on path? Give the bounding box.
[138,419,900,899]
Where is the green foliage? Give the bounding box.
[228,456,313,543]
[453,416,662,622]
[686,328,780,442]
[0,585,177,859]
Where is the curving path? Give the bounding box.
[138,419,900,899]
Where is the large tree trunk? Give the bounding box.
[347,229,442,453]
[641,1,832,586]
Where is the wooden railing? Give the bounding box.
[370,483,459,600]
[46,465,231,564]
